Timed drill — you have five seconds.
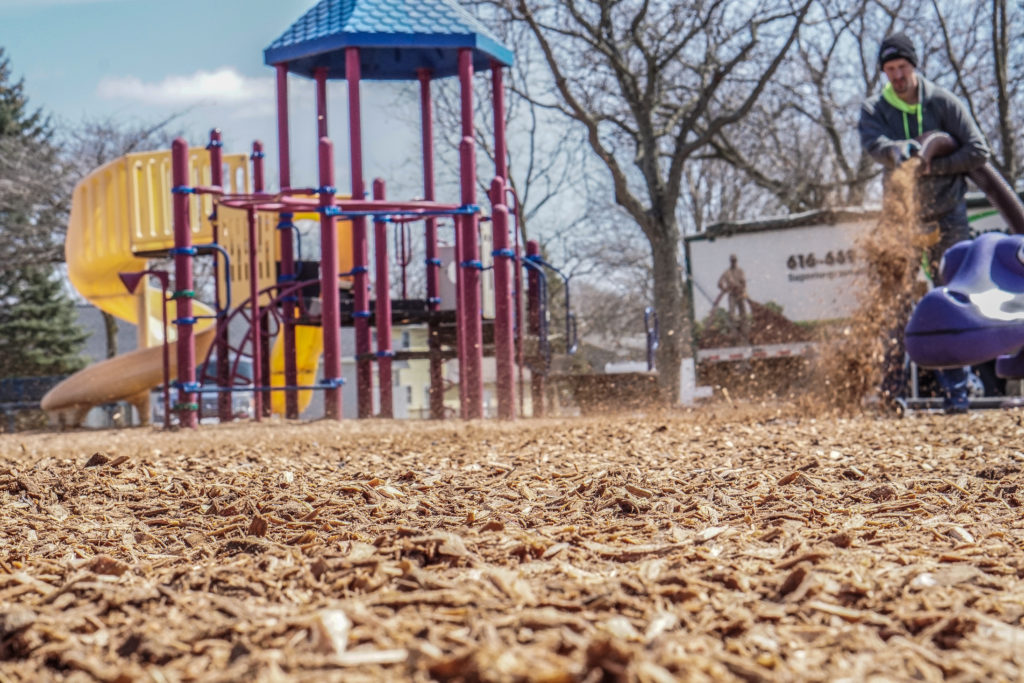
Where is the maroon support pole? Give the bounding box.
[171,139,198,429]
[158,274,170,430]
[252,142,272,418]
[492,63,507,180]
[315,67,329,140]
[419,70,439,311]
[458,48,484,419]
[252,141,265,193]
[319,137,343,419]
[418,69,444,420]
[490,179,515,420]
[373,179,394,418]
[246,206,263,422]
[527,239,544,417]
[208,129,232,423]
[347,47,373,419]
[490,64,514,419]
[275,63,298,418]
[275,63,292,190]
[511,191,525,417]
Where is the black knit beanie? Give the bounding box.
[878,33,917,70]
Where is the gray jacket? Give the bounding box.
[859,75,989,221]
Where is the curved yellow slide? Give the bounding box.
[41,148,247,426]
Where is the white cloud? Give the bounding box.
[97,68,274,107]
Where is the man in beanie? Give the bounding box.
[859,32,990,413]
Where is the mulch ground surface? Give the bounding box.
[2,405,1023,681]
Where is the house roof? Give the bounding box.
[264,0,514,80]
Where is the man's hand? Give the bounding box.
[888,139,922,166]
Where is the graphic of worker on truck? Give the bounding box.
[714,254,749,322]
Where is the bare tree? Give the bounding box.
[929,0,1024,185]
[706,0,932,212]
[483,0,813,398]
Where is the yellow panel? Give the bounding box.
[269,325,322,415]
[45,146,246,416]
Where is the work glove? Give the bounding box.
[888,139,922,166]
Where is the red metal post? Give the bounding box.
[157,273,170,430]
[315,66,329,140]
[275,64,298,418]
[373,178,394,418]
[275,63,291,191]
[490,179,515,420]
[347,47,373,419]
[252,140,265,193]
[458,48,484,419]
[510,190,525,416]
[246,206,263,422]
[490,64,514,419]
[418,69,444,420]
[319,137,343,420]
[419,70,439,311]
[171,139,198,429]
[251,142,272,418]
[527,239,544,417]
[208,129,233,423]
[492,63,507,180]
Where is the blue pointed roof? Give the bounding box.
[264,0,514,80]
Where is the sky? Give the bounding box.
[0,0,430,194]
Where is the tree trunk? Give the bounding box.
[102,311,118,359]
[992,0,1017,184]
[648,224,689,402]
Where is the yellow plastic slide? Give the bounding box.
[269,324,323,415]
[41,148,247,426]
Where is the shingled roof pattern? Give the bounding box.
[264,0,512,79]
[267,0,500,49]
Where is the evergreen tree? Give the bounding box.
[0,47,49,140]
[0,47,65,271]
[0,267,86,378]
[0,47,84,379]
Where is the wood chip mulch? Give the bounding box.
[1,405,1023,681]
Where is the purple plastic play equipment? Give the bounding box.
[905,132,1024,375]
[906,232,1024,369]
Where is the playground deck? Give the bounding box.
[1,406,1022,681]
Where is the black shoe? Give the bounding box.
[943,393,969,414]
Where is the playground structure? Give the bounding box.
[906,231,1024,371]
[41,0,574,427]
[903,131,1024,398]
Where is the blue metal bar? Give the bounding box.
[193,242,232,315]
[317,205,480,219]
[523,256,577,356]
[276,214,303,262]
